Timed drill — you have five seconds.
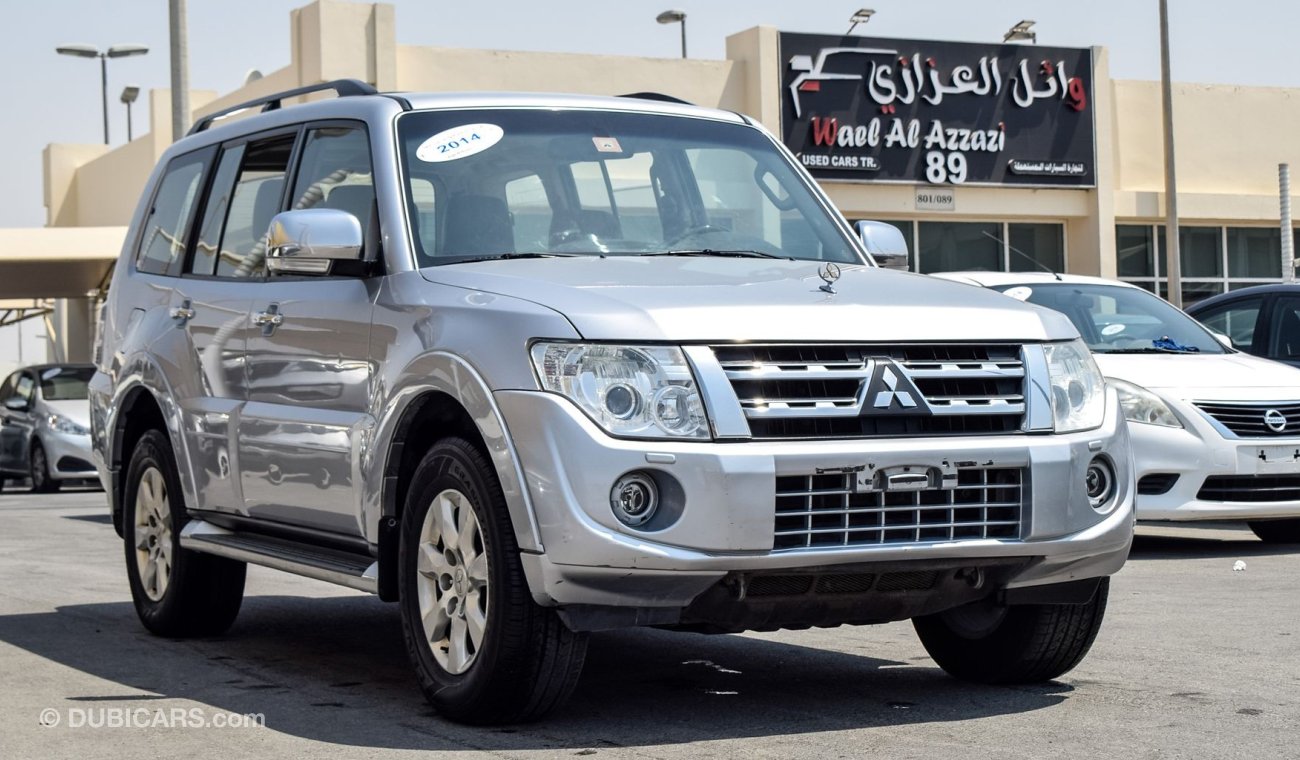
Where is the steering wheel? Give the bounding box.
[665,224,730,248]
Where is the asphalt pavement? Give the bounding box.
[1,486,1296,759]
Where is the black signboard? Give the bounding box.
[779,32,1096,187]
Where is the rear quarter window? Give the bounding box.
[135,148,214,276]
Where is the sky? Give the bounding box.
[2,0,1300,229]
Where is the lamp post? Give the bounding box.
[656,10,687,59]
[56,43,149,144]
[1158,0,1182,307]
[120,86,140,142]
[847,9,875,35]
[1004,20,1037,44]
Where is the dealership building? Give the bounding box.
[9,0,1300,364]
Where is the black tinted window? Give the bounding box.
[190,145,246,276]
[136,150,211,276]
[215,136,295,278]
[290,126,374,233]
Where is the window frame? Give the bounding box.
[857,219,1068,274]
[1116,223,1292,303]
[1191,294,1266,353]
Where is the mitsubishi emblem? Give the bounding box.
[873,366,918,409]
[818,262,842,294]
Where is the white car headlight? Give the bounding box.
[1043,339,1106,433]
[47,413,90,436]
[531,343,709,439]
[1109,378,1183,428]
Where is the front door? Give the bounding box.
[0,371,35,474]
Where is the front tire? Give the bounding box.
[398,438,587,724]
[30,440,60,493]
[123,429,246,637]
[1248,519,1300,544]
[914,578,1109,684]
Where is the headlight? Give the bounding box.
[531,343,710,439]
[47,414,90,435]
[1043,339,1106,432]
[1109,378,1183,428]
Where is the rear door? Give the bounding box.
[0,371,27,473]
[172,130,297,514]
[236,123,377,535]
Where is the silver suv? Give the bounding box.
[91,80,1134,724]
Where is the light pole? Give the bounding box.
[56,43,149,144]
[1158,0,1182,307]
[1004,20,1037,44]
[847,9,875,35]
[656,10,687,59]
[120,86,140,142]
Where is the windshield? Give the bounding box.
[397,109,862,266]
[992,283,1226,354]
[38,366,94,400]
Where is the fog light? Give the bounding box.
[1085,457,1115,510]
[611,471,659,527]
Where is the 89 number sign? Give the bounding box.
[925,151,968,184]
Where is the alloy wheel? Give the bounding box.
[416,488,489,675]
[133,466,173,602]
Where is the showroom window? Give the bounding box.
[856,220,1065,274]
[1116,224,1289,306]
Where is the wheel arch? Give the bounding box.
[104,360,189,537]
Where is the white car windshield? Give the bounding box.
[397,108,862,266]
[993,283,1227,354]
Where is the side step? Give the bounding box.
[179,520,378,594]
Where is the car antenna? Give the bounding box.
[980,231,1062,280]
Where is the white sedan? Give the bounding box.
[935,272,1300,543]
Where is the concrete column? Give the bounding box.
[724,26,782,131]
[1065,46,1117,277]
[53,298,94,363]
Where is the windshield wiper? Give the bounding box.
[431,252,585,266]
[646,249,786,259]
[1094,346,1201,354]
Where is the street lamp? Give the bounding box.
[120,86,140,142]
[847,8,875,35]
[55,43,149,144]
[1003,20,1037,44]
[656,10,687,59]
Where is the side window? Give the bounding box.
[214,135,296,278]
[1196,300,1261,351]
[290,126,374,233]
[136,150,210,276]
[190,145,246,276]
[14,373,35,404]
[1269,297,1300,360]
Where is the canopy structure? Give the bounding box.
[0,226,125,300]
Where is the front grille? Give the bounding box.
[773,467,1025,551]
[713,344,1025,440]
[1198,475,1300,502]
[1137,473,1179,495]
[1194,401,1300,437]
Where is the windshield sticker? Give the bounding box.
[592,136,622,153]
[41,368,62,380]
[1004,286,1032,301]
[416,123,504,163]
[1101,323,1126,336]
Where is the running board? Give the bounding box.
[179,520,378,594]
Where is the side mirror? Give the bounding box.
[3,397,28,412]
[855,220,910,271]
[265,208,364,275]
[1211,331,1234,349]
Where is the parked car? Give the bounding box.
[0,363,97,492]
[92,80,1134,724]
[1186,283,1300,367]
[936,272,1300,544]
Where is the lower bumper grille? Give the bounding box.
[1138,473,1179,495]
[774,467,1025,551]
[1198,474,1300,502]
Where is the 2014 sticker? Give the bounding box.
[1003,286,1033,301]
[416,123,504,163]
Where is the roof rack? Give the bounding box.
[618,92,694,106]
[188,79,378,136]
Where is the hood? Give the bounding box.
[1097,351,1300,401]
[43,399,91,428]
[422,258,1077,342]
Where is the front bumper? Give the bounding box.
[497,389,1134,612]
[1131,399,1300,521]
[38,428,96,481]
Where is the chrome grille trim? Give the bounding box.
[773,467,1025,551]
[712,344,1028,438]
[1194,401,1300,438]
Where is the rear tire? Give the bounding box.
[30,440,60,493]
[914,578,1109,684]
[123,429,246,637]
[1248,519,1300,544]
[398,437,588,724]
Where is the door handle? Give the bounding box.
[253,305,284,335]
[170,299,194,325]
